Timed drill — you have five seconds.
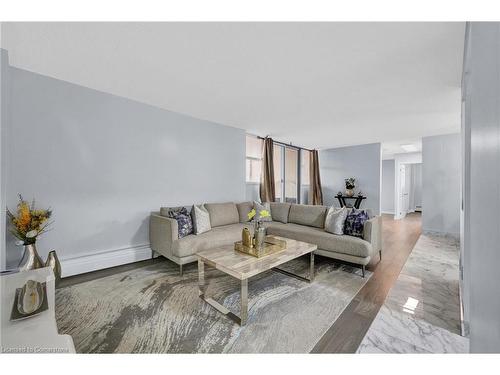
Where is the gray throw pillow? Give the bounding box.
[236,201,254,222]
[324,206,348,235]
[253,201,272,222]
[270,202,291,223]
[191,204,211,235]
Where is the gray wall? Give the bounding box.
[410,163,422,210]
[422,133,460,237]
[0,49,10,270]
[381,159,395,213]
[319,143,381,214]
[464,22,500,353]
[3,51,245,270]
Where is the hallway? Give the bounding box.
[313,213,423,352]
[358,233,466,353]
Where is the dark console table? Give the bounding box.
[336,195,366,209]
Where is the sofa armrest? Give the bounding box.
[363,215,382,254]
[150,213,178,257]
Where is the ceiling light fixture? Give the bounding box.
[401,144,418,152]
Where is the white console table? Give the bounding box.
[0,267,75,353]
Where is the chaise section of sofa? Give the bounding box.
[265,203,382,276]
[150,202,382,277]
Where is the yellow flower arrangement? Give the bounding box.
[247,208,270,221]
[259,209,270,218]
[7,194,53,245]
[247,208,256,220]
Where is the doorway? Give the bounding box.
[398,163,422,218]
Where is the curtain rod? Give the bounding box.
[255,135,314,152]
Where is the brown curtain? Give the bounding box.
[309,149,323,205]
[260,137,275,202]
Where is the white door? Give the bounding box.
[399,164,410,218]
[404,164,411,212]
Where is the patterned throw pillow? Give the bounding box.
[253,201,272,222]
[191,204,211,235]
[343,208,369,238]
[167,207,193,238]
[324,206,348,235]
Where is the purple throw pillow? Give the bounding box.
[167,207,193,238]
[343,209,369,238]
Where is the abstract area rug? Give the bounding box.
[55,256,371,353]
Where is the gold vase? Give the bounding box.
[18,244,44,272]
[242,227,253,248]
[45,250,62,286]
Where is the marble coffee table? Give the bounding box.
[197,236,317,325]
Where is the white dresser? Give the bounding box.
[0,267,75,353]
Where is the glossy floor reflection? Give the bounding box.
[357,234,469,353]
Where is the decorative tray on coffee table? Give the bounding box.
[234,236,287,258]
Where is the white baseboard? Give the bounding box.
[381,210,395,215]
[60,244,152,277]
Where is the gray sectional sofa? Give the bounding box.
[150,202,382,277]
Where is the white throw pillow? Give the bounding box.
[192,204,211,235]
[324,206,348,235]
[253,201,272,222]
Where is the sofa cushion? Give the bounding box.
[237,201,254,223]
[205,202,239,227]
[160,206,190,217]
[192,204,211,235]
[270,202,291,223]
[266,222,371,258]
[253,201,272,222]
[347,207,374,219]
[344,209,369,238]
[324,206,348,235]
[288,204,328,228]
[172,223,248,258]
[166,207,193,238]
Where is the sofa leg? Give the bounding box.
[179,264,183,277]
[379,249,382,261]
[361,265,365,278]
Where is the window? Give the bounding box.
[274,145,283,201]
[300,150,310,204]
[285,148,298,203]
[274,144,299,203]
[301,149,310,185]
[246,134,308,204]
[246,135,262,183]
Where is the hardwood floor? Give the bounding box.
[311,212,422,353]
[58,258,159,289]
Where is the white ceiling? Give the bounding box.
[1,22,465,149]
[382,138,422,160]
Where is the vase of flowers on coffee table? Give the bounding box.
[247,208,271,250]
